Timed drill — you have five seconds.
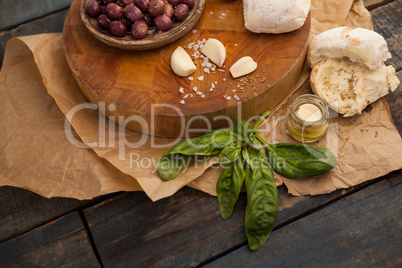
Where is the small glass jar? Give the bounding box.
[287,94,329,143]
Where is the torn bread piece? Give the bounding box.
[243,0,310,34]
[310,58,399,117]
[308,27,391,70]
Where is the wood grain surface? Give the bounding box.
[82,173,389,267]
[207,174,402,267]
[64,0,311,137]
[0,0,72,31]
[0,212,100,267]
[81,0,205,50]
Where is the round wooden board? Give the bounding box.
[63,0,310,138]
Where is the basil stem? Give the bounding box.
[233,119,258,138]
[253,110,272,130]
[243,148,278,250]
[256,135,338,178]
[216,156,246,220]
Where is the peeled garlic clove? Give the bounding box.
[171,46,197,77]
[201,38,226,67]
[229,56,257,78]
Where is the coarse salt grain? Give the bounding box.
[204,68,210,74]
[179,87,184,93]
[209,88,214,92]
[214,81,218,84]
[193,87,198,92]
[211,83,215,88]
[234,94,240,100]
[192,29,197,33]
[198,75,204,81]
[197,91,203,95]
[188,76,194,81]
[225,96,231,100]
[180,100,185,104]
[201,94,205,98]
[218,69,225,72]
[232,89,236,92]
[183,94,189,98]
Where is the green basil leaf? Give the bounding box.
[244,149,278,250]
[162,129,238,157]
[234,119,260,147]
[233,119,257,138]
[156,154,191,181]
[266,143,338,178]
[216,158,246,220]
[219,143,242,164]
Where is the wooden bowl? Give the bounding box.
[80,0,205,50]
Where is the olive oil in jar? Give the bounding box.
[287,94,329,143]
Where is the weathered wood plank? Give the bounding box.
[0,0,72,31]
[363,0,396,10]
[0,186,89,243]
[371,0,402,71]
[0,9,69,68]
[0,212,100,267]
[206,174,402,267]
[83,171,392,268]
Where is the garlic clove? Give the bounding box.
[171,46,197,77]
[201,38,226,67]
[229,56,257,78]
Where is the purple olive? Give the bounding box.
[109,20,127,36]
[173,4,188,21]
[87,0,101,17]
[134,0,150,12]
[98,14,112,29]
[148,0,165,17]
[164,3,174,18]
[131,20,148,39]
[125,4,143,22]
[154,14,172,31]
[180,0,195,9]
[106,3,123,19]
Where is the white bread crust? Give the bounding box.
[243,0,311,34]
[308,27,391,70]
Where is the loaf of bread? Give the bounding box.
[243,0,310,34]
[310,58,399,117]
[308,27,391,70]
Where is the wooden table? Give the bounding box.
[0,0,401,266]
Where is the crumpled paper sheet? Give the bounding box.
[1,0,400,201]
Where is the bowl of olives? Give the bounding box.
[81,0,205,50]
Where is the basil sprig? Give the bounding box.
[156,110,337,250]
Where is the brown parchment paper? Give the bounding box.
[0,0,400,201]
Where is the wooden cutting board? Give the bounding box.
[63,0,310,137]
